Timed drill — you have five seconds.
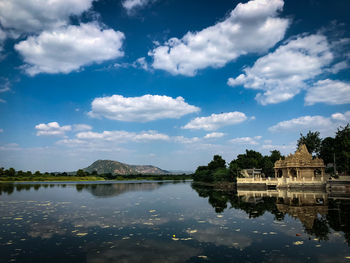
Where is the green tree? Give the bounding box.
[76,169,86,177]
[297,131,322,156]
[262,156,274,177]
[228,161,241,180]
[320,137,335,166]
[235,150,263,169]
[270,150,282,163]
[7,168,16,176]
[34,171,41,176]
[208,155,226,171]
[213,168,230,181]
[334,124,350,174]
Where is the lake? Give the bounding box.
[0,181,349,263]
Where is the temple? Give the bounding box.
[274,144,326,182]
[237,144,327,188]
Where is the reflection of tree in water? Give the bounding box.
[78,183,164,198]
[304,216,330,241]
[327,199,350,245]
[0,182,165,198]
[0,183,68,195]
[191,183,284,219]
[191,182,350,245]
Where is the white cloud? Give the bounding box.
[73,124,92,131]
[228,34,334,105]
[149,0,288,76]
[0,78,10,95]
[261,143,295,154]
[134,57,149,71]
[0,27,6,51]
[56,139,87,146]
[122,0,155,14]
[0,128,3,133]
[327,61,349,74]
[15,23,125,75]
[305,79,350,105]
[35,122,71,136]
[183,112,247,131]
[89,94,200,122]
[76,130,170,142]
[230,136,262,145]
[0,0,94,34]
[204,132,225,139]
[173,136,200,144]
[269,111,350,136]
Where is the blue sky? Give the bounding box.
[0,0,349,172]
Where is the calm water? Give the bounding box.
[0,181,349,263]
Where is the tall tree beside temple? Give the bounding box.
[297,131,322,156]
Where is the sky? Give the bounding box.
[0,0,349,172]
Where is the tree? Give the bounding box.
[228,161,241,180]
[334,124,350,174]
[76,169,86,177]
[34,171,41,176]
[235,150,263,169]
[297,131,322,156]
[320,137,335,166]
[270,150,282,164]
[7,168,16,176]
[262,156,274,177]
[213,168,230,181]
[207,155,226,171]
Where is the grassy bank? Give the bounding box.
[0,176,106,182]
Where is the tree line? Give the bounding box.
[193,124,350,182]
[298,124,350,175]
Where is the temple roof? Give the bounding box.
[274,144,325,168]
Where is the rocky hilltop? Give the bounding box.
[83,160,168,175]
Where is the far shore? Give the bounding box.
[0,175,193,182]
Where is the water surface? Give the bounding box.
[0,181,349,262]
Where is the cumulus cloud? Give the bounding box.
[230,136,262,145]
[35,122,71,136]
[88,94,200,122]
[305,79,350,105]
[76,130,170,142]
[0,0,94,34]
[15,23,125,75]
[122,0,156,14]
[228,34,334,105]
[204,132,225,139]
[268,111,350,136]
[183,112,247,131]
[73,124,92,131]
[173,136,200,144]
[149,0,288,76]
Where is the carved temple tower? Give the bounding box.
[274,144,326,183]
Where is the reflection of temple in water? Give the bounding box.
[237,189,328,230]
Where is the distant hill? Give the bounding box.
[83,160,169,175]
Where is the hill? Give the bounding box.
[83,160,169,175]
